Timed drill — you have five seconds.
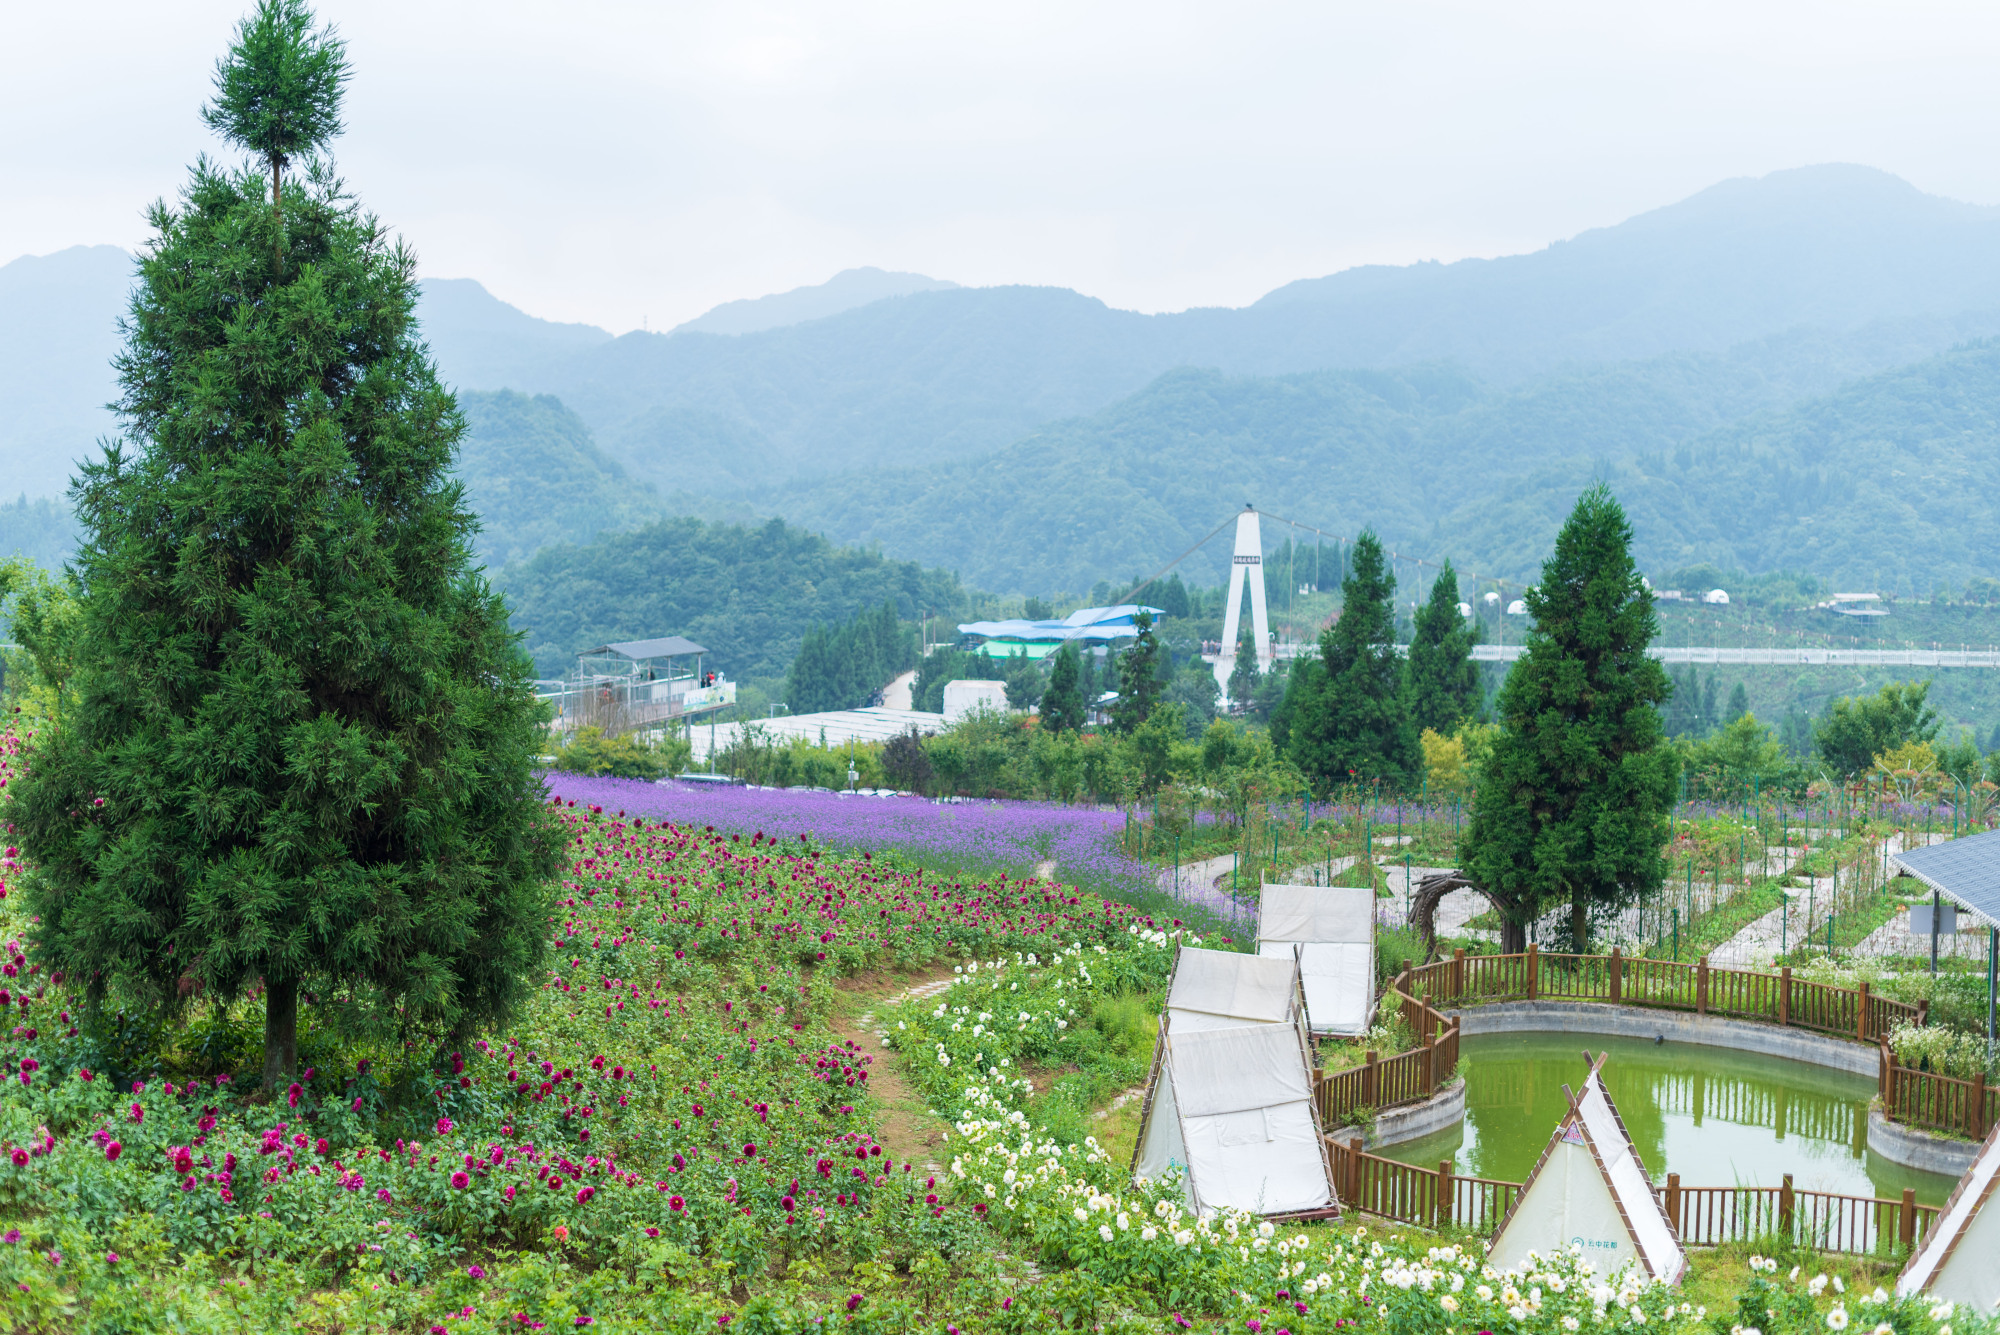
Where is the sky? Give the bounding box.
[6,1,2000,332]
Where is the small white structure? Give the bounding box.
[1506,599,1527,615]
[1256,883,1377,1035]
[1488,1053,1687,1284]
[1134,947,1335,1217]
[1219,505,1273,676]
[1703,588,1730,605]
[1896,1121,2000,1309]
[941,679,1009,721]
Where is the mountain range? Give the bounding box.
[8,163,2000,603]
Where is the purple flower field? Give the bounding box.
[541,772,1158,899]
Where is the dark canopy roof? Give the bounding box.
[1890,827,2000,929]
[581,636,707,660]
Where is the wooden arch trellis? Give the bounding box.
[1408,871,1531,959]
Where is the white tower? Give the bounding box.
[1219,505,1272,690]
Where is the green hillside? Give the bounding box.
[456,390,661,568]
[492,515,974,683]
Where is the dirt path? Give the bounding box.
[829,967,960,1170]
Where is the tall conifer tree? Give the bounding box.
[1039,641,1086,733]
[1461,485,1675,953]
[1111,611,1164,734]
[1288,531,1418,786]
[1406,560,1480,735]
[6,0,562,1086]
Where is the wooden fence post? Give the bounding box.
[1423,1035,1436,1096]
[1779,966,1791,1027]
[1858,981,1871,1043]
[1453,947,1465,1003]
[1779,1173,1795,1239]
[1900,1188,1918,1249]
[1436,1159,1454,1229]
[1609,947,1623,1004]
[1917,998,1930,1028]
[1665,1173,1681,1233]
[1526,943,1539,1000]
[1970,1071,1988,1139]
[1364,1051,1379,1107]
[1696,955,1709,1015]
[1879,1043,1894,1119]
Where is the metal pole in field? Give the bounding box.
[1931,887,1941,976]
[1988,927,1996,1066]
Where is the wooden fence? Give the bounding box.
[1325,1138,1940,1255]
[1314,981,1461,1130]
[1880,1041,1996,1141]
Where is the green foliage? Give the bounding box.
[552,726,688,780]
[4,100,561,1083]
[1288,531,1418,787]
[912,644,1003,714]
[0,557,81,696]
[1678,713,1802,796]
[1110,611,1163,734]
[1814,680,1942,778]
[456,391,661,567]
[1225,618,1259,708]
[1664,662,1722,738]
[1162,660,1219,737]
[1002,648,1044,711]
[1039,641,1086,734]
[786,601,915,714]
[200,0,348,193]
[1463,485,1677,953]
[1405,559,1479,734]
[0,496,78,572]
[497,516,967,682]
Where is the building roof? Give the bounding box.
[1890,828,2000,930]
[688,706,947,764]
[957,603,1165,643]
[582,636,708,660]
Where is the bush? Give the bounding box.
[553,726,689,779]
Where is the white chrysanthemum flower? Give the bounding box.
[1099,1225,1114,1242]
[1825,1307,1849,1331]
[1141,1226,1157,1241]
[1440,1296,1460,1313]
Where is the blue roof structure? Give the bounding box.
[957,604,1166,644]
[1890,827,2000,929]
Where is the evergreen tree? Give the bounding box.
[1406,560,1479,734]
[1226,619,1260,710]
[1726,681,1751,723]
[6,0,562,1087]
[785,600,913,712]
[1461,485,1676,954]
[1287,531,1418,787]
[1040,641,1086,733]
[1002,648,1043,710]
[1111,610,1164,733]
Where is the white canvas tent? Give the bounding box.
[1132,1016,1337,1217]
[1488,1053,1687,1284]
[1163,945,1306,1032]
[1257,882,1377,1035]
[1896,1121,2000,1309]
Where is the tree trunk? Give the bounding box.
[1571,897,1589,954]
[1501,914,1527,957]
[263,977,298,1089]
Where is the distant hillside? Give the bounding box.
[0,246,131,499]
[492,516,972,682]
[0,496,78,571]
[416,279,613,393]
[671,267,959,337]
[456,391,660,569]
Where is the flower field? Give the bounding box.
[0,731,1991,1331]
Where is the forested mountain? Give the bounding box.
[455,391,661,568]
[491,516,971,682]
[417,279,614,393]
[744,337,2000,594]
[671,267,959,336]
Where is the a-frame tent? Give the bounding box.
[1133,945,1336,1217]
[1257,882,1377,1035]
[1488,1052,1687,1284]
[1163,944,1309,1032]
[1896,1120,2000,1309]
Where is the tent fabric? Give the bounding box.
[1897,1122,2000,1308]
[1166,947,1299,1027]
[1168,1022,1313,1116]
[1489,1063,1687,1284]
[1256,884,1377,1035]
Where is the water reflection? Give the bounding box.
[1378,1033,1959,1206]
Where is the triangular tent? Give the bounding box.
[1164,944,1306,1032]
[1132,1015,1337,1216]
[1488,1052,1687,1284]
[1896,1120,2000,1309]
[1257,882,1377,1035]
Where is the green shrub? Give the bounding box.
[552,725,688,779]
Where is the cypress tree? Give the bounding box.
[1461,485,1676,954]
[1226,619,1260,711]
[5,0,562,1086]
[1406,560,1480,734]
[1040,641,1086,733]
[1287,531,1418,787]
[1111,611,1164,734]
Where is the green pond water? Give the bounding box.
[1377,1033,1961,1206]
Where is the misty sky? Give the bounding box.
[7,1,2000,332]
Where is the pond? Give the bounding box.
[1377,1032,1962,1206]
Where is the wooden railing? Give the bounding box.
[1402,946,1926,1045]
[1881,1041,1996,1141]
[1326,1138,1940,1256]
[1314,979,1461,1129]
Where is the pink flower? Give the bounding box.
[104,1141,121,1162]
[435,1116,454,1136]
[127,1104,143,1123]
[575,1185,595,1203]
[285,1083,301,1108]
[8,1150,25,1167]
[669,1195,685,1212]
[450,1171,470,1189]
[467,1264,487,1279]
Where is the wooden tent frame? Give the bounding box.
[1896,1119,2000,1301]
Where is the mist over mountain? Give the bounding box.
[417,279,614,393]
[0,246,132,499]
[670,267,960,337]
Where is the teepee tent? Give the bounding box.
[1163,944,1307,1032]
[1257,882,1377,1035]
[1132,1015,1337,1216]
[1896,1121,2000,1309]
[1488,1053,1687,1284]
